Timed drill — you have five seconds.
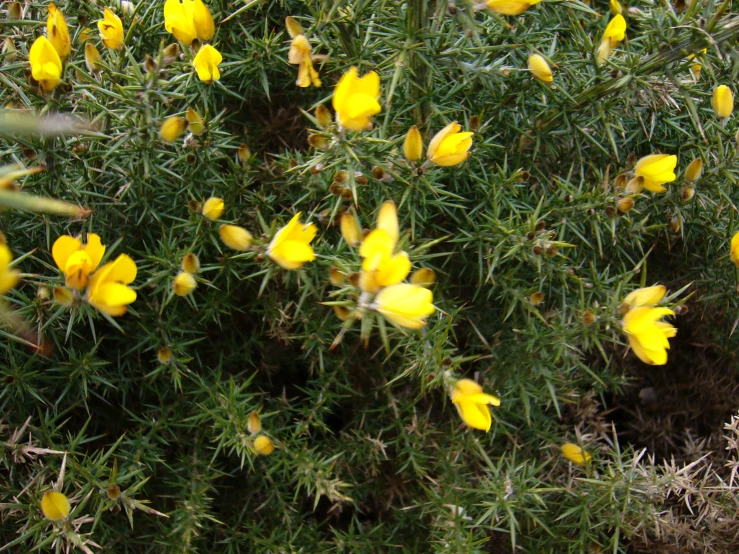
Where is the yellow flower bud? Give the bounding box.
[609,0,622,14]
[617,197,635,213]
[527,53,553,83]
[561,443,591,465]
[202,197,224,220]
[315,104,332,128]
[712,85,734,119]
[47,3,70,60]
[2,37,16,63]
[247,411,262,434]
[529,291,544,305]
[107,484,121,500]
[160,116,186,142]
[53,286,74,307]
[410,268,436,287]
[329,266,345,286]
[682,187,695,201]
[182,253,200,274]
[7,2,22,19]
[173,271,197,296]
[403,125,423,162]
[333,305,350,321]
[157,346,173,364]
[285,16,304,38]
[731,231,739,267]
[253,435,274,456]
[41,491,70,521]
[84,42,102,73]
[684,158,702,182]
[237,144,251,164]
[485,0,541,15]
[340,213,362,247]
[185,107,204,135]
[219,225,253,251]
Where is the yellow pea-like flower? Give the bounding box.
[561,443,592,465]
[685,158,702,182]
[253,435,274,455]
[712,85,734,119]
[373,283,435,329]
[484,0,541,15]
[731,231,739,267]
[427,122,474,167]
[332,66,381,131]
[160,116,186,142]
[267,213,317,270]
[623,285,666,309]
[0,244,20,295]
[219,224,253,251]
[623,304,676,365]
[173,271,197,296]
[609,0,622,15]
[47,3,70,60]
[192,0,215,42]
[98,8,124,50]
[192,44,222,82]
[451,379,501,432]
[288,33,321,88]
[163,0,197,44]
[41,491,70,521]
[52,234,106,291]
[86,254,137,316]
[633,154,677,193]
[597,14,626,64]
[528,53,553,83]
[403,125,423,162]
[29,36,63,93]
[202,197,224,220]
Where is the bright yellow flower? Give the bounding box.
[427,122,474,167]
[623,285,666,308]
[29,36,63,93]
[0,244,20,295]
[192,0,215,42]
[597,14,626,64]
[202,197,224,220]
[332,66,381,131]
[609,0,622,14]
[358,201,411,293]
[52,234,106,291]
[623,305,676,365]
[712,85,734,119]
[484,0,541,15]
[47,3,70,60]
[219,225,253,251]
[86,254,137,316]
[41,491,70,521]
[267,213,317,270]
[451,378,501,432]
[160,116,186,142]
[98,8,124,50]
[192,44,222,82]
[633,154,677,193]
[164,0,214,45]
[373,283,435,329]
[685,158,703,182]
[288,33,321,88]
[173,271,197,296]
[254,435,275,455]
[561,443,592,465]
[731,231,739,267]
[403,125,423,162]
[528,53,553,83]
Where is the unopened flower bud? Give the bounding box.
[403,125,423,162]
[315,104,332,127]
[186,107,204,135]
[2,37,17,62]
[308,134,329,149]
[7,2,22,20]
[285,16,303,38]
[529,291,544,305]
[173,271,197,296]
[329,267,345,286]
[157,346,173,364]
[107,484,121,500]
[182,253,200,274]
[162,43,180,65]
[625,176,644,194]
[333,305,350,321]
[253,435,274,456]
[670,216,680,233]
[41,491,70,521]
[340,213,362,246]
[202,197,224,221]
[410,268,436,287]
[53,287,74,307]
[617,197,635,213]
[582,310,597,325]
[333,170,348,184]
[685,158,702,182]
[160,116,186,142]
[681,187,695,201]
[247,411,262,434]
[219,224,253,251]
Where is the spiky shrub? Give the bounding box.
[2,0,739,552]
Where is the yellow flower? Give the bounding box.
[173,271,197,296]
[247,411,262,434]
[332,66,381,131]
[157,346,173,364]
[731,231,739,267]
[287,20,321,89]
[609,0,622,14]
[98,8,124,50]
[403,125,423,162]
[47,3,70,60]
[685,158,702,182]
[484,0,541,15]
[267,213,317,270]
[623,285,666,308]
[0,244,20,295]
[192,44,222,82]
[373,283,435,329]
[451,379,501,432]
[633,154,677,193]
[561,443,592,465]
[358,202,411,293]
[41,491,70,521]
[160,116,186,142]
[52,234,106,291]
[164,0,214,45]
[623,304,676,365]
[253,435,274,455]
[192,0,215,42]
[185,107,204,135]
[712,85,734,119]
[219,224,253,251]
[597,14,626,64]
[427,122,474,167]
[340,212,362,247]
[410,268,436,287]
[202,197,224,220]
[86,254,137,316]
[528,53,553,83]
[29,36,63,93]
[688,48,706,80]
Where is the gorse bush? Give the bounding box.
[2,0,739,552]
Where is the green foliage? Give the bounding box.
[2,0,739,552]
